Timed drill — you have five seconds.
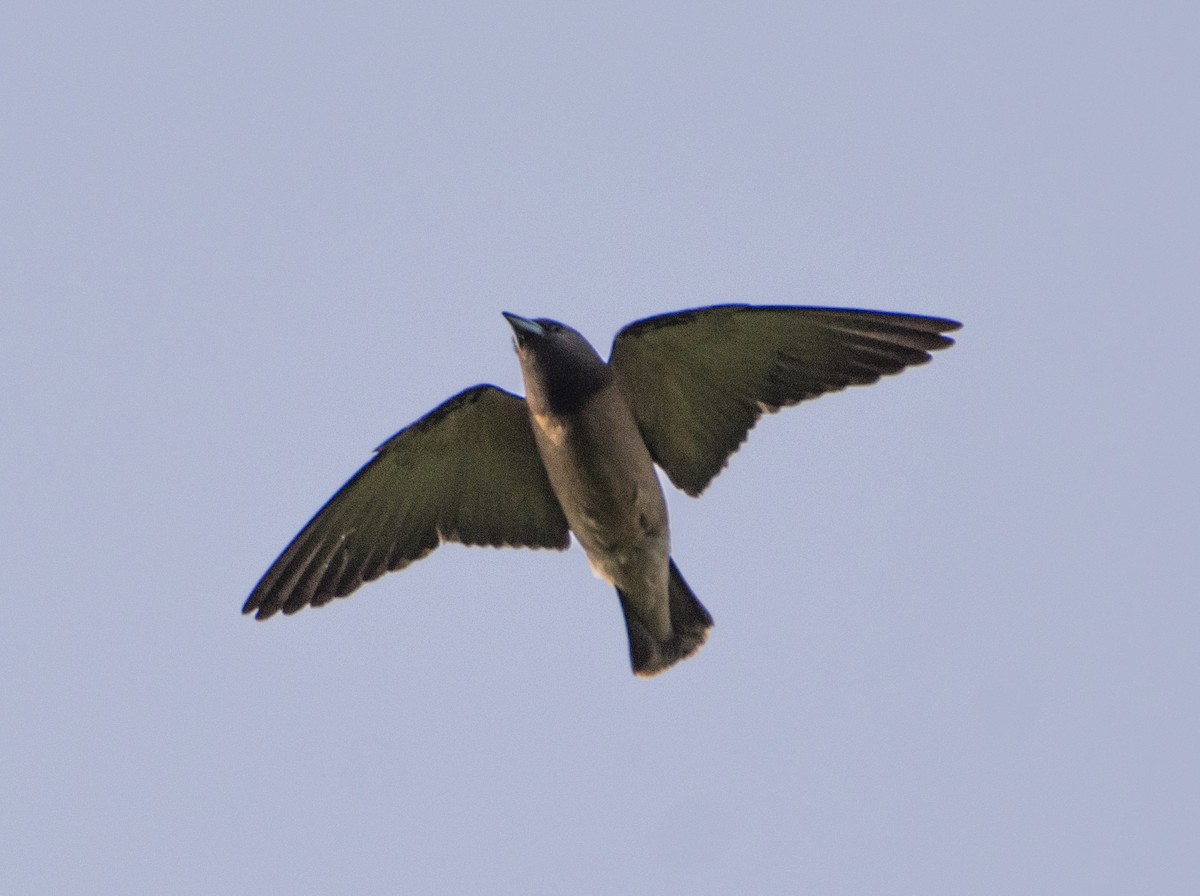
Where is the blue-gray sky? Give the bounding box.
[4,2,1197,893]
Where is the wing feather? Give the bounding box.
[609,305,960,496]
[244,385,569,619]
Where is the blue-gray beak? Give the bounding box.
[502,312,545,339]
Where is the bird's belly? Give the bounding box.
[530,407,669,591]
[573,499,668,587]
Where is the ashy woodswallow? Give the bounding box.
[244,305,959,676]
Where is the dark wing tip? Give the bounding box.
[897,313,961,349]
[243,592,279,620]
[243,576,291,619]
[904,314,961,349]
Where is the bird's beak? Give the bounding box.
[502,312,544,340]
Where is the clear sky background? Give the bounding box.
[4,2,1197,893]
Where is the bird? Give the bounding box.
[243,304,960,676]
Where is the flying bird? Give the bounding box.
[244,305,960,676]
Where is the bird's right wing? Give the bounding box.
[609,305,960,496]
[243,385,569,619]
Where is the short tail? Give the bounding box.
[617,559,714,678]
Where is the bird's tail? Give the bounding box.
[617,559,714,678]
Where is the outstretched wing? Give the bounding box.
[609,305,960,496]
[244,385,569,619]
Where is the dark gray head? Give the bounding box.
[503,312,612,414]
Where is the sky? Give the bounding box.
[3,1,1197,893]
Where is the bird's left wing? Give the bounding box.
[609,305,960,497]
[243,385,569,619]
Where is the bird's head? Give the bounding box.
[503,312,612,414]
